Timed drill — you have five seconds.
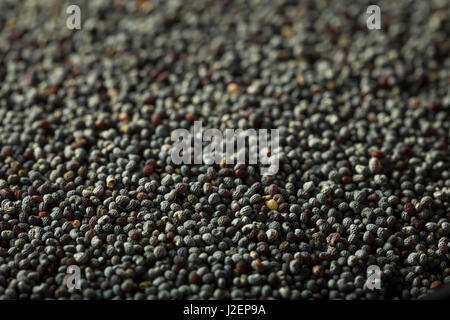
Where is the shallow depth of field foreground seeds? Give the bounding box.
[0,0,449,301]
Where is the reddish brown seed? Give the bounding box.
[370,150,385,159]
[428,101,442,112]
[47,85,58,95]
[106,234,116,245]
[235,167,247,178]
[173,114,183,121]
[192,213,201,222]
[286,232,296,243]
[327,233,341,246]
[430,281,442,290]
[401,146,413,157]
[0,189,14,200]
[95,119,105,130]
[235,261,250,275]
[185,113,197,122]
[39,211,50,217]
[143,164,154,176]
[405,203,416,215]
[66,257,77,266]
[312,293,324,300]
[218,168,232,176]
[89,217,98,228]
[115,217,127,226]
[129,230,141,241]
[367,193,380,203]
[378,76,389,89]
[32,195,43,203]
[434,138,447,150]
[14,190,22,200]
[38,119,51,131]
[143,96,156,105]
[189,272,200,284]
[268,184,278,195]
[24,150,34,160]
[257,230,267,242]
[341,176,353,184]
[151,114,162,126]
[251,259,264,273]
[410,219,424,230]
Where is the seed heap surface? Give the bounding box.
[0,0,449,300]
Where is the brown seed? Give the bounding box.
[312,265,324,277]
[235,261,250,275]
[378,76,389,88]
[409,97,421,107]
[39,211,50,217]
[97,208,107,217]
[38,119,51,131]
[14,190,22,200]
[95,119,105,130]
[251,259,264,273]
[136,192,148,201]
[118,113,130,121]
[139,281,153,290]
[279,241,289,251]
[234,167,247,178]
[268,184,278,195]
[341,176,353,184]
[312,232,325,242]
[47,85,58,95]
[0,189,14,200]
[404,203,416,215]
[129,230,140,241]
[227,82,240,94]
[77,166,87,178]
[430,281,442,290]
[71,220,81,228]
[185,113,197,122]
[327,233,340,246]
[370,150,385,159]
[143,164,154,176]
[266,199,278,211]
[151,114,162,126]
[10,161,21,172]
[63,171,75,182]
[32,195,43,203]
[189,272,200,284]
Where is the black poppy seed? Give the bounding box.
[0,0,447,301]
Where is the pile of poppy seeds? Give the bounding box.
[0,0,449,300]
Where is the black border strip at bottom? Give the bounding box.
[0,300,443,319]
